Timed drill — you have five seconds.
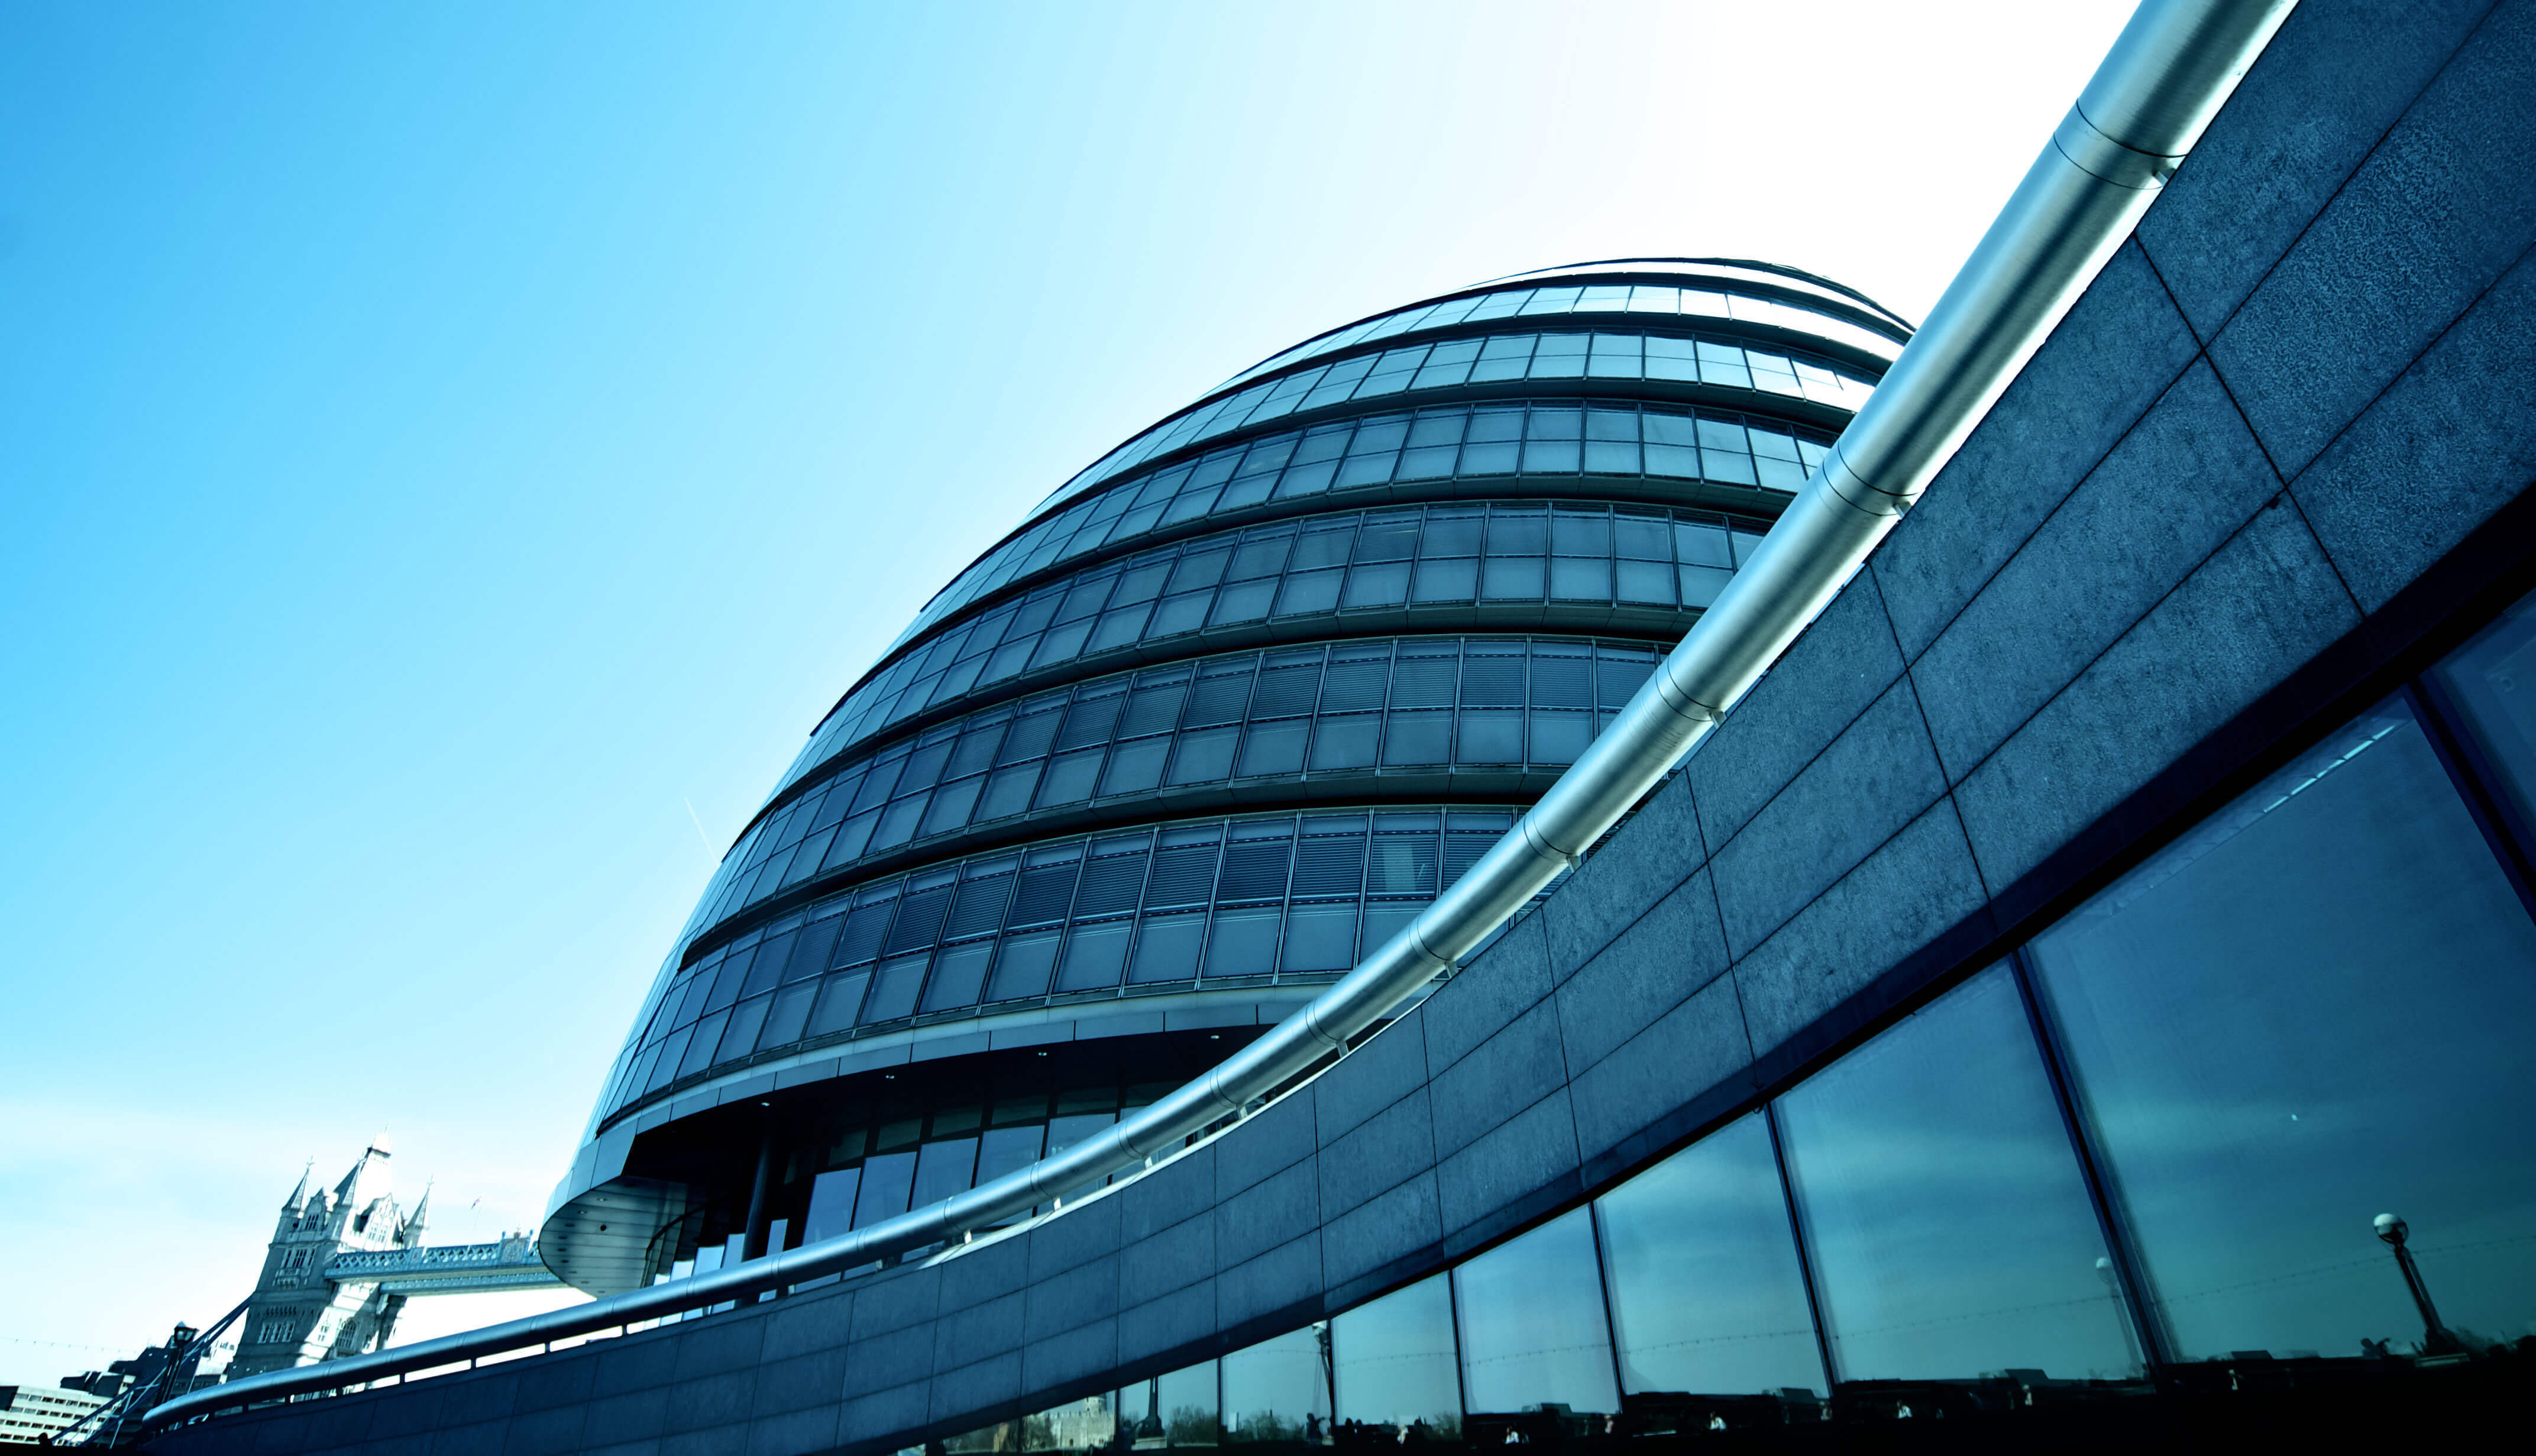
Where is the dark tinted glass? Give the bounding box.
[1594,1114,1825,1396]
[1453,1207,1619,1416]
[1331,1274,1460,1434]
[2029,697,2536,1360]
[2429,589,2536,856]
[1219,1325,1329,1442]
[1774,966,2137,1382]
[1117,1360,1217,1448]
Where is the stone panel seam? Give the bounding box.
[2137,0,2507,350]
[1715,782,1962,1011]
[1695,626,1912,878]
[1705,821,1755,1067]
[2223,215,2531,609]
[1891,672,2001,903]
[1884,343,2210,685]
[1914,473,2308,814]
[1939,790,1997,906]
[2136,242,2376,623]
[1712,690,1953,958]
[1865,244,2204,671]
[1953,494,2357,894]
[1550,766,1706,981]
[2271,231,2536,565]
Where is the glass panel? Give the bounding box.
[1594,1114,1825,1396]
[1774,966,2136,1383]
[1024,1394,1118,1452]
[1453,1207,1619,1416]
[852,1150,917,1229]
[910,1137,978,1209]
[1221,1325,1331,1443]
[2430,588,2536,854]
[800,1167,859,1245]
[1332,1274,1461,1436]
[2029,695,2536,1360]
[1119,1359,1218,1448]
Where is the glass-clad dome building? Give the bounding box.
[539,259,1913,1295]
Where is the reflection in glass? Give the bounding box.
[800,1167,858,1245]
[1593,1114,1825,1396]
[1774,966,2135,1382]
[1220,1325,1330,1442]
[1332,1275,1460,1436]
[852,1150,916,1229]
[1118,1360,1217,1448]
[1453,1208,1619,1416]
[945,1393,1117,1454]
[2029,697,2536,1360]
[2430,588,2536,856]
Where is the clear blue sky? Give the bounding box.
[0,1,2132,1375]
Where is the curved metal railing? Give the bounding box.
[145,0,2295,1431]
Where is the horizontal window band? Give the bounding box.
[874,380,1844,671]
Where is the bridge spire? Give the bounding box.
[403,1179,432,1246]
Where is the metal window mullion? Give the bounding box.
[2007,947,2172,1374]
[1188,832,1229,981]
[1763,1101,1838,1392]
[1584,1197,1632,1410]
[2405,677,2536,926]
[1445,1267,1473,1429]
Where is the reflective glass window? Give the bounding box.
[2429,590,2536,855]
[1118,1360,1217,1448]
[800,1167,858,1245]
[1774,966,2137,1383]
[1594,1113,1825,1396]
[1452,1207,1619,1416]
[796,487,1785,786]
[1220,1325,1330,1442]
[1332,1274,1461,1435]
[2028,694,2536,1361]
[866,396,1839,679]
[850,1150,916,1229]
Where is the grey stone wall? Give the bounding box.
[150,4,2536,1455]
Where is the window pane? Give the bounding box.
[1332,1274,1460,1435]
[2029,696,2536,1360]
[2429,588,2536,855]
[852,1150,916,1229]
[1220,1325,1330,1443]
[800,1167,859,1245]
[1594,1114,1825,1396]
[1022,1394,1115,1452]
[1775,966,2136,1382]
[1453,1207,1619,1416]
[1119,1360,1217,1448]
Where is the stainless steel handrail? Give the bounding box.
[145,0,2294,1431]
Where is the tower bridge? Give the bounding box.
[322,1235,563,1298]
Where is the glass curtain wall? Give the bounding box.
[938,584,2536,1445]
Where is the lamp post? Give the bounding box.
[2373,1214,2463,1355]
[2095,1257,2147,1377]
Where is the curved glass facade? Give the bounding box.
[1208,270,1906,397]
[1035,265,1901,513]
[707,635,1664,931]
[938,585,2536,1442]
[560,260,1897,1294]
[878,399,1830,664]
[775,494,1778,805]
[601,803,1531,1122]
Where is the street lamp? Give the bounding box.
[2373,1214,2463,1356]
[2095,1257,2147,1376]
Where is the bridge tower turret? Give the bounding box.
[225,1137,419,1380]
